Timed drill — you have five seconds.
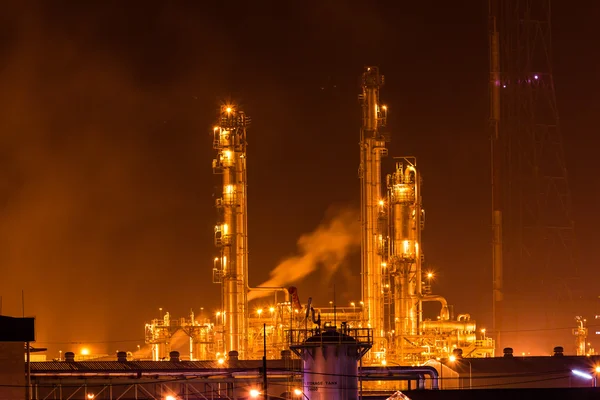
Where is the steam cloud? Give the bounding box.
[248,207,360,301]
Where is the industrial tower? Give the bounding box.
[489,0,577,351]
[212,105,250,358]
[358,67,491,363]
[359,66,388,356]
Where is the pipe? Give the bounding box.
[247,286,290,302]
[457,314,471,322]
[421,295,449,320]
[422,320,477,333]
[33,370,302,379]
[359,366,439,390]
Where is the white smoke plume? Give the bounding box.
[248,207,360,301]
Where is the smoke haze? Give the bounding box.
[248,207,360,301]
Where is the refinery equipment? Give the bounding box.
[144,310,214,361]
[358,66,494,363]
[144,67,493,365]
[212,105,250,359]
[290,326,373,400]
[359,66,388,353]
[573,316,588,356]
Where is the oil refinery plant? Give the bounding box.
[143,66,495,366]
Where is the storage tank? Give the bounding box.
[290,327,372,400]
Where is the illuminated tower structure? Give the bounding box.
[573,316,587,356]
[358,66,388,357]
[212,105,250,358]
[358,67,492,363]
[386,157,424,357]
[490,0,577,350]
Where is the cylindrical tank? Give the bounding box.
[294,328,369,400]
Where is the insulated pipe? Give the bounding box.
[421,295,450,320]
[457,314,471,322]
[359,366,439,390]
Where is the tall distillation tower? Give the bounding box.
[212,105,250,358]
[386,157,425,358]
[490,0,577,350]
[359,66,388,355]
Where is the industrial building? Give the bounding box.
[142,65,492,369]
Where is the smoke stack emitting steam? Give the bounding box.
[248,207,360,301]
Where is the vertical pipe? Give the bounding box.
[489,0,503,353]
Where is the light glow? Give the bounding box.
[80,348,90,356]
[572,369,593,380]
[249,389,260,398]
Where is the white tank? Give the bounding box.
[292,327,371,400]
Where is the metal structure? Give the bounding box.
[358,66,388,353]
[29,352,440,399]
[385,157,425,357]
[290,326,373,400]
[212,105,250,359]
[144,311,214,361]
[358,66,494,363]
[572,316,588,356]
[142,68,493,364]
[489,0,577,351]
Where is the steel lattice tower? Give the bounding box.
[490,0,578,352]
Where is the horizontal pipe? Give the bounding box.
[360,366,439,390]
[32,369,302,378]
[33,367,439,390]
[247,286,290,301]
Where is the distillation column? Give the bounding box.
[359,66,388,354]
[212,105,250,358]
[387,159,422,352]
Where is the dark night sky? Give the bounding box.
[0,1,598,356]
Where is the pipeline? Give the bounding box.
[360,366,439,390]
[421,295,449,320]
[457,314,471,322]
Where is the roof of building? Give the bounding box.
[442,355,600,375]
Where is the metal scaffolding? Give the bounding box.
[490,0,578,351]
